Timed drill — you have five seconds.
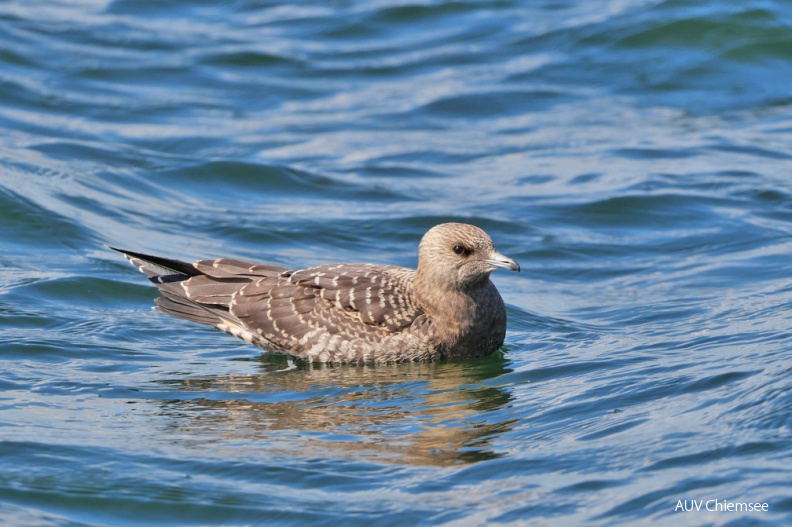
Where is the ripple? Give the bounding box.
[155,160,409,203]
[421,89,569,118]
[0,186,95,250]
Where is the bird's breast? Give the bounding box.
[433,281,507,359]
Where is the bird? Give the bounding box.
[112,223,519,363]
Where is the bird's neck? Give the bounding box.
[413,271,488,343]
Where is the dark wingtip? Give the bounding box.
[108,246,200,277]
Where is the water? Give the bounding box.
[1,0,792,525]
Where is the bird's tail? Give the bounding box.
[109,246,237,328]
[107,246,200,282]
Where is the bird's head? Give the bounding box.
[417,223,520,292]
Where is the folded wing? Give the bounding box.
[113,248,425,360]
[229,264,424,356]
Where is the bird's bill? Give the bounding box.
[485,251,520,272]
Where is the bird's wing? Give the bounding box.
[113,247,428,358]
[229,264,424,349]
[288,264,422,329]
[182,258,288,306]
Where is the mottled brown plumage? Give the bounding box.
[112,223,519,363]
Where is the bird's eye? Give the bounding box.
[453,245,467,256]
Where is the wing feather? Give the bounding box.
[115,246,429,361]
[229,264,423,356]
[192,258,287,278]
[288,264,421,330]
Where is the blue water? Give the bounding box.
[2,0,792,525]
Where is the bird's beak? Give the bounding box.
[485,251,520,272]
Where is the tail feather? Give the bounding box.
[155,290,229,327]
[111,245,259,341]
[108,246,200,281]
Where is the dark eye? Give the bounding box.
[453,245,467,256]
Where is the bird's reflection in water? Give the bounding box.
[155,353,515,466]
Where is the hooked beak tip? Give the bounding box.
[486,252,520,272]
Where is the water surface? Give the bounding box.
[1,0,792,525]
